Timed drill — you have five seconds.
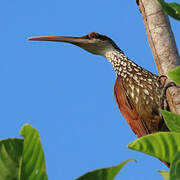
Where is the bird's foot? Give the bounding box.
[158,75,168,89]
[160,81,180,110]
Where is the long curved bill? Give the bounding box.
[27,33,101,55]
[27,35,89,47]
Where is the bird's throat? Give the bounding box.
[105,50,140,78]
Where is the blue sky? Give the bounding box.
[1,0,180,179]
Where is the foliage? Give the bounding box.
[169,152,180,180]
[0,138,23,179]
[2,110,180,179]
[0,124,134,180]
[168,65,180,84]
[128,132,180,164]
[128,110,180,180]
[0,124,48,180]
[76,159,135,180]
[160,110,180,132]
[158,170,169,180]
[20,124,48,180]
[156,0,180,20]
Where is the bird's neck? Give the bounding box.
[104,50,142,78]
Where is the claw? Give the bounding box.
[157,75,168,89]
[160,81,180,109]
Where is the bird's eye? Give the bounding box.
[88,32,99,39]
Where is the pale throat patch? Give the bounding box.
[105,50,140,77]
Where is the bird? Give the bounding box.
[28,32,169,138]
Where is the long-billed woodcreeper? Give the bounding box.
[28,32,169,138]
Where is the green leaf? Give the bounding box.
[128,132,180,163]
[0,138,23,180]
[76,159,135,180]
[158,170,169,180]
[20,124,48,180]
[170,152,180,180]
[160,110,180,132]
[168,66,180,84]
[156,0,180,20]
[168,3,180,15]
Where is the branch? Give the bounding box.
[138,0,180,114]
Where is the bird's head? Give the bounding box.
[28,32,121,56]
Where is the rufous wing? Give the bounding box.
[114,79,149,138]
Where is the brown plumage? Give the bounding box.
[28,32,169,138]
[114,64,169,138]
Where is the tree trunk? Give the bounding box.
[138,0,180,114]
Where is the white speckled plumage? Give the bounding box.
[104,49,163,117]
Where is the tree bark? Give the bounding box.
[138,0,180,114]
